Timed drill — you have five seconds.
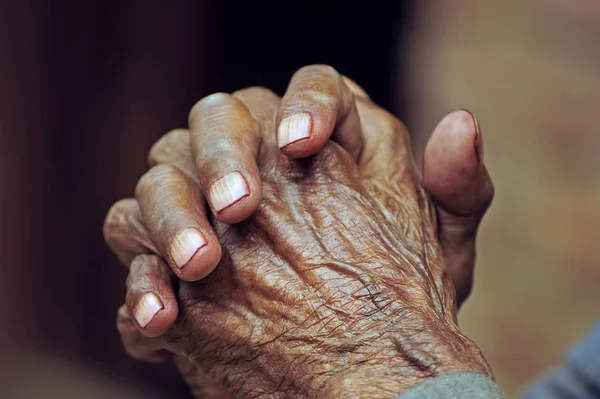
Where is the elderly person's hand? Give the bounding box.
[104,66,494,397]
[105,66,494,337]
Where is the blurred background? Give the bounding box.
[1,0,599,398]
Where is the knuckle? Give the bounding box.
[288,65,352,112]
[290,65,341,95]
[148,129,189,167]
[126,273,154,295]
[302,89,339,108]
[233,86,278,102]
[375,107,401,131]
[129,253,157,275]
[296,64,339,79]
[394,118,410,143]
[135,164,177,199]
[104,198,137,245]
[199,92,232,106]
[128,254,170,289]
[189,92,232,124]
[359,102,409,142]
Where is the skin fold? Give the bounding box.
[104,66,495,398]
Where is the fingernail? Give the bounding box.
[170,228,207,268]
[460,109,483,163]
[134,292,163,328]
[473,115,483,162]
[209,171,250,213]
[278,112,312,148]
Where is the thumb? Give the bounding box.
[424,110,494,306]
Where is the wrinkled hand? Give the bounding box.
[106,67,494,397]
[105,66,494,339]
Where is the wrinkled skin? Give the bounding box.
[116,88,492,398]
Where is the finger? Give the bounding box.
[103,198,158,266]
[117,303,233,398]
[125,254,178,337]
[354,98,417,188]
[136,164,222,281]
[423,110,494,305]
[231,87,282,168]
[188,93,262,224]
[147,128,197,182]
[117,305,172,363]
[276,65,363,159]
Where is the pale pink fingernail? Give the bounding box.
[134,292,163,328]
[170,228,207,268]
[208,171,250,213]
[277,112,311,148]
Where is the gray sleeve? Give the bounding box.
[398,372,505,399]
[523,322,600,399]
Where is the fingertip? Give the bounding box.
[424,110,480,190]
[169,228,208,269]
[170,230,223,281]
[213,190,260,224]
[127,290,178,338]
[139,293,176,337]
[278,112,312,148]
[425,110,480,173]
[277,65,363,159]
[125,255,179,336]
[178,237,222,281]
[277,111,339,159]
[424,110,493,216]
[117,303,174,363]
[279,139,326,159]
[207,170,261,224]
[190,91,263,220]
